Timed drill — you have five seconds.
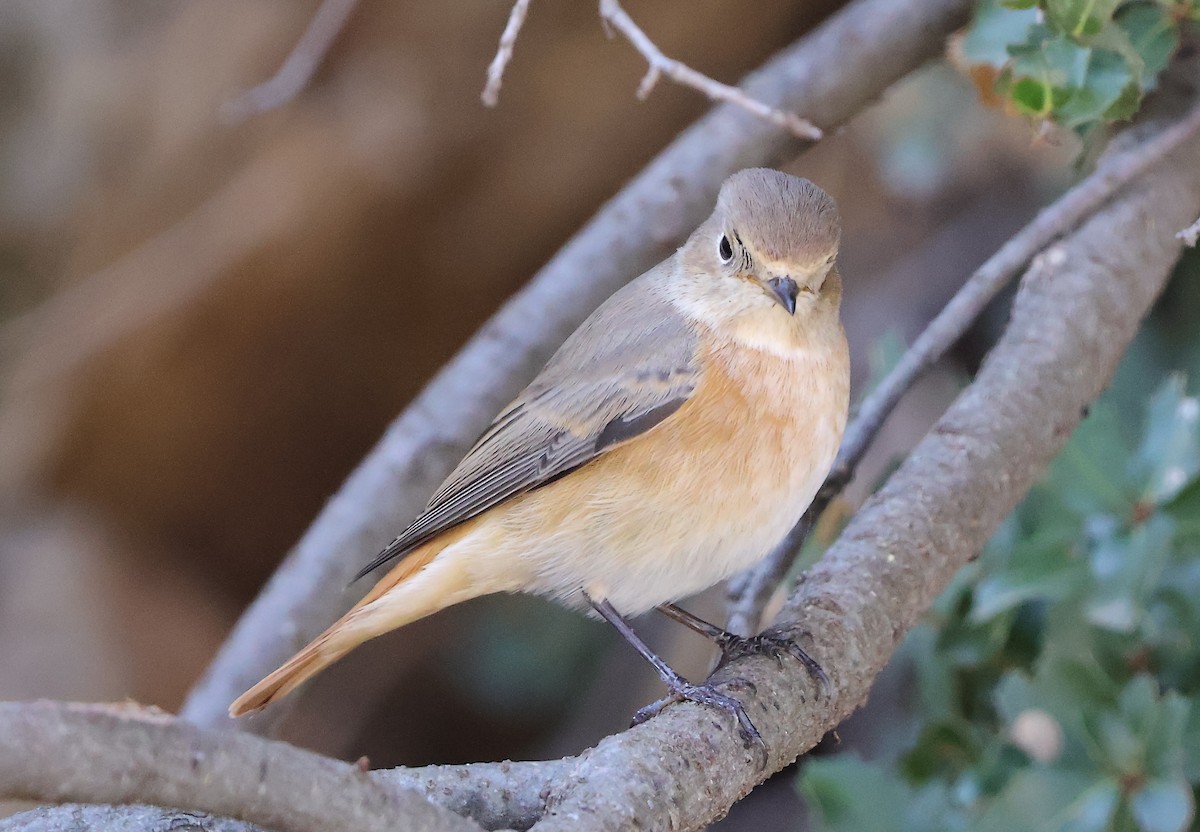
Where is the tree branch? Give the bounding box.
[183,0,975,736]
[725,97,1200,636]
[481,0,534,107]
[0,701,567,832]
[0,804,264,832]
[0,702,484,832]
[525,95,1200,832]
[221,0,360,123]
[597,0,822,139]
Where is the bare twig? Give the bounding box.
[725,97,1200,637]
[481,0,534,107]
[221,0,360,123]
[1178,215,1200,246]
[597,0,822,140]
[0,702,484,832]
[183,0,975,738]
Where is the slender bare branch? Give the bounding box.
[0,702,483,832]
[725,97,1200,637]
[183,0,976,738]
[221,0,360,123]
[481,0,535,107]
[1178,214,1200,246]
[597,0,822,139]
[527,98,1200,832]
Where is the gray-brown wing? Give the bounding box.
[354,271,698,580]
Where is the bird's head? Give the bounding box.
[681,169,842,320]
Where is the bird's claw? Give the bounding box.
[716,631,830,695]
[631,694,675,725]
[631,681,768,766]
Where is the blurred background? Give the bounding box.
[5,2,1195,830]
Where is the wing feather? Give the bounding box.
[354,270,697,580]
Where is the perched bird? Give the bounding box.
[230,169,850,742]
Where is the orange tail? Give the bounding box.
[229,527,474,717]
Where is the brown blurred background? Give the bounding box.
[0,1,1078,828]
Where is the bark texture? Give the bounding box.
[0,804,264,832]
[0,703,482,832]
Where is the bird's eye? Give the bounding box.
[718,234,733,264]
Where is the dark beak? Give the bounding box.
[766,276,798,315]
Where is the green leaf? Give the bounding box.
[964,0,1040,68]
[1011,30,1090,87]
[1129,779,1194,832]
[1085,514,1174,633]
[1163,477,1200,549]
[1132,376,1200,504]
[1009,76,1053,115]
[1061,780,1123,832]
[1183,707,1200,782]
[1057,49,1136,126]
[1102,80,1141,123]
[973,769,1111,832]
[1045,0,1120,38]
[1034,640,1122,714]
[907,624,961,721]
[971,525,1084,621]
[799,755,909,832]
[1046,401,1132,515]
[1128,686,1190,780]
[1114,3,1179,92]
[1083,709,1144,772]
[902,719,983,782]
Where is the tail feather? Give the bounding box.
[228,610,375,716]
[229,526,475,717]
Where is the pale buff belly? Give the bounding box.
[453,348,846,616]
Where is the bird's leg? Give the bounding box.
[583,592,764,749]
[656,603,829,692]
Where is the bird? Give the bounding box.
[230,168,850,743]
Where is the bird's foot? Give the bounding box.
[715,631,830,694]
[631,680,766,763]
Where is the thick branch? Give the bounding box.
[525,105,1200,832]
[0,804,263,832]
[375,759,573,831]
[183,0,975,735]
[726,97,1200,635]
[0,701,568,832]
[0,702,482,832]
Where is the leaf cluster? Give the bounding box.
[962,0,1198,131]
